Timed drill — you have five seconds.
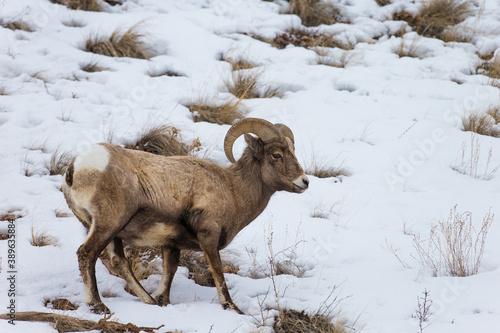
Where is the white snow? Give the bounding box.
[1,0,500,332]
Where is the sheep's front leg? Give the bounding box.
[198,229,243,314]
[155,247,180,306]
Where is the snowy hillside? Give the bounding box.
[1,0,500,332]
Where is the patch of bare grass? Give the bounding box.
[461,112,500,138]
[85,24,152,60]
[375,0,391,6]
[412,205,494,277]
[442,25,474,43]
[394,0,473,40]
[287,0,341,27]
[30,226,59,247]
[50,0,103,11]
[275,308,349,333]
[187,99,246,125]
[45,298,78,311]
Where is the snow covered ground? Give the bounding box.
[1,0,500,332]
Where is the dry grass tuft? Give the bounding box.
[395,0,473,40]
[180,250,238,287]
[218,53,257,71]
[477,55,500,80]
[375,0,391,6]
[270,27,351,50]
[125,125,201,157]
[1,19,33,32]
[316,50,354,68]
[0,210,24,221]
[44,148,74,176]
[126,248,161,283]
[393,37,424,59]
[487,106,500,124]
[187,99,246,125]
[287,0,341,27]
[80,59,108,72]
[452,133,499,180]
[30,226,59,247]
[461,112,500,138]
[223,69,283,99]
[305,159,351,179]
[85,24,152,59]
[50,0,102,11]
[275,308,349,333]
[148,68,185,77]
[45,298,78,311]
[441,25,474,43]
[413,205,494,277]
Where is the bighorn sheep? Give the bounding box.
[62,118,309,314]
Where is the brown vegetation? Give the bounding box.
[85,24,152,59]
[187,99,246,125]
[287,0,340,27]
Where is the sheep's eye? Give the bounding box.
[272,153,282,159]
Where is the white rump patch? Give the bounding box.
[74,144,110,172]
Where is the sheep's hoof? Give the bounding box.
[89,302,111,314]
[222,302,243,314]
[155,294,170,307]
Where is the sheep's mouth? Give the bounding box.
[293,184,307,193]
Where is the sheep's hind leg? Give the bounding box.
[155,247,180,306]
[106,238,157,305]
[77,221,115,315]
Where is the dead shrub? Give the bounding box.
[394,0,473,40]
[44,148,74,176]
[85,24,152,59]
[287,0,341,27]
[50,0,103,11]
[461,112,500,138]
[412,205,494,277]
[187,99,246,125]
[125,125,201,157]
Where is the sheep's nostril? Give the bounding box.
[302,177,309,187]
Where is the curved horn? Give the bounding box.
[274,123,294,144]
[224,118,280,163]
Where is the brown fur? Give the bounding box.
[62,132,308,314]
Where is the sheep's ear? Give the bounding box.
[244,134,264,157]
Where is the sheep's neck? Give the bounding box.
[227,156,274,230]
